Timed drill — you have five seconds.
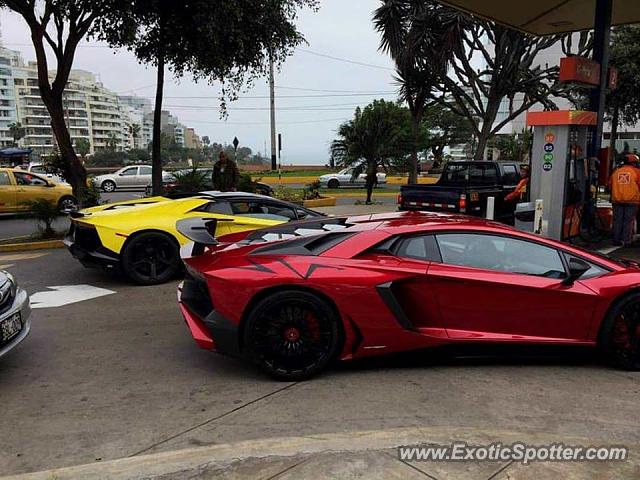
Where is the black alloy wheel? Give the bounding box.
[121,232,180,285]
[601,293,640,370]
[327,179,340,189]
[244,291,341,381]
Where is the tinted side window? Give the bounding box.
[502,165,520,185]
[563,254,609,280]
[121,168,138,176]
[14,172,47,186]
[395,235,441,262]
[468,165,498,184]
[0,171,10,185]
[139,166,152,175]
[436,233,566,278]
[197,201,233,215]
[231,201,296,220]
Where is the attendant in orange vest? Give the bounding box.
[609,154,640,246]
[505,165,530,202]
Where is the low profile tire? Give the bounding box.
[600,292,640,370]
[121,232,181,285]
[101,180,116,192]
[244,291,342,381]
[327,179,340,189]
[58,195,77,211]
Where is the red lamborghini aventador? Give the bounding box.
[176,211,640,380]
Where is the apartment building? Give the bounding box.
[0,46,21,148]
[1,47,197,157]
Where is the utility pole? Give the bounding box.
[269,54,277,171]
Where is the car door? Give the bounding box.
[427,232,600,341]
[0,170,17,213]
[136,166,153,188]
[118,167,139,187]
[13,171,54,210]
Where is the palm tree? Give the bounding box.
[8,122,25,147]
[331,100,409,204]
[374,0,460,183]
[128,123,141,148]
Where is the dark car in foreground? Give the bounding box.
[399,161,522,222]
[177,211,640,380]
[0,271,31,358]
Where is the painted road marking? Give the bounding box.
[0,264,15,270]
[0,252,49,262]
[30,285,116,309]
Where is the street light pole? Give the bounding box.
[588,0,613,158]
[269,55,277,171]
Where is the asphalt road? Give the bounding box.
[1,248,640,476]
[0,190,397,241]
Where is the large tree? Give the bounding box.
[374,0,458,183]
[331,99,411,204]
[101,0,316,195]
[422,104,473,168]
[387,2,591,160]
[1,1,119,201]
[607,26,640,163]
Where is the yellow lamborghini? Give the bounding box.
[64,192,323,284]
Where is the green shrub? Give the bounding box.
[21,198,59,238]
[272,186,304,205]
[303,180,321,200]
[80,180,101,207]
[172,168,209,193]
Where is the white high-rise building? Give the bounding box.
[0,48,198,158]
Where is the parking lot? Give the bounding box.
[1,243,640,477]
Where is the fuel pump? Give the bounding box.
[525,111,597,241]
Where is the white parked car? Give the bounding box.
[24,164,68,185]
[318,168,387,189]
[94,165,172,192]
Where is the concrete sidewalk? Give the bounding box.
[4,427,636,480]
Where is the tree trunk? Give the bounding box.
[473,98,501,161]
[152,52,165,196]
[365,160,377,204]
[609,105,619,174]
[408,115,420,184]
[48,97,86,202]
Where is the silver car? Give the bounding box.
[94,165,172,192]
[0,271,30,358]
[318,168,387,189]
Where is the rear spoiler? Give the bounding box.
[176,217,232,256]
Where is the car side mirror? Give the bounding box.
[562,258,591,286]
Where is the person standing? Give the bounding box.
[505,165,530,202]
[212,151,240,192]
[609,154,640,246]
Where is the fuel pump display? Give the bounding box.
[526,110,597,241]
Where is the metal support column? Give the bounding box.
[588,0,613,157]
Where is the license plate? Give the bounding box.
[1,313,22,343]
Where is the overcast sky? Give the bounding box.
[0,1,398,165]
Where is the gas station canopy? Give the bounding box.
[438,0,640,35]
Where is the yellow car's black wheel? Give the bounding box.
[121,232,180,285]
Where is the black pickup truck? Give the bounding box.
[398,161,523,222]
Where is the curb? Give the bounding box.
[303,196,337,208]
[3,426,632,480]
[0,239,65,253]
